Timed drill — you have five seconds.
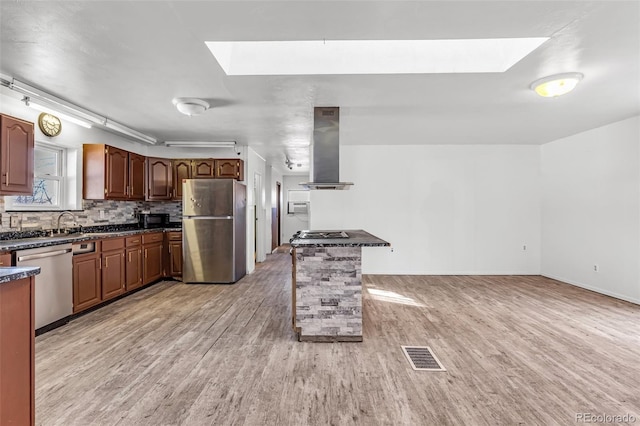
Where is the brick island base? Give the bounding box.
[292,246,363,342]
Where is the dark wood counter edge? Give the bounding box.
[0,228,182,252]
[0,266,40,284]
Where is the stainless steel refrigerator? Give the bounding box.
[182,179,246,283]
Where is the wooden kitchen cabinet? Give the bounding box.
[105,146,128,199]
[143,232,164,284]
[166,231,182,278]
[72,233,167,313]
[101,240,125,301]
[172,159,191,200]
[192,159,215,178]
[83,144,146,200]
[0,252,12,266]
[125,236,143,291]
[146,157,172,200]
[0,275,35,426]
[128,152,146,200]
[72,252,101,313]
[0,114,34,196]
[215,159,244,181]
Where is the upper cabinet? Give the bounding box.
[215,159,244,181]
[83,144,145,200]
[172,158,244,200]
[172,159,191,200]
[0,114,34,195]
[192,159,215,178]
[83,144,245,202]
[146,157,172,201]
[128,153,145,200]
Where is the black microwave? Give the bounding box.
[138,213,170,229]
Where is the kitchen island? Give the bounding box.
[289,229,389,342]
[0,266,40,426]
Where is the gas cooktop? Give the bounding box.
[297,231,349,239]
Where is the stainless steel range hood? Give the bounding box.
[300,107,354,190]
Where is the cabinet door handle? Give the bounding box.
[105,257,108,268]
[168,244,171,253]
[129,252,132,262]
[144,249,148,259]
[99,258,102,269]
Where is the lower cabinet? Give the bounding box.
[125,235,143,291]
[143,232,164,285]
[102,250,125,300]
[71,232,169,314]
[72,253,101,313]
[166,231,183,278]
[101,238,126,301]
[0,251,11,266]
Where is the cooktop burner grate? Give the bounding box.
[298,231,349,239]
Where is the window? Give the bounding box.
[5,142,77,211]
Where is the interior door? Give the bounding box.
[272,181,281,251]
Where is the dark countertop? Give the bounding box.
[0,227,182,252]
[290,229,390,248]
[0,266,41,284]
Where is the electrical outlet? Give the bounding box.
[593,264,599,272]
[523,245,527,251]
[9,215,19,228]
[99,210,105,219]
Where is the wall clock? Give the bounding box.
[38,112,62,137]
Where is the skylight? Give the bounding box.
[205,38,548,75]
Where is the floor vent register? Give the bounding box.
[401,346,446,371]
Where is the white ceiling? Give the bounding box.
[1,1,638,175]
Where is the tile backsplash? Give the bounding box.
[0,198,182,232]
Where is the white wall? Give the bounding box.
[310,145,541,275]
[245,148,267,273]
[282,175,309,242]
[541,116,640,304]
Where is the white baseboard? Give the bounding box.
[541,273,640,305]
[364,271,540,276]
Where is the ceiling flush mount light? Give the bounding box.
[206,38,548,75]
[164,141,236,148]
[172,98,210,116]
[530,72,584,97]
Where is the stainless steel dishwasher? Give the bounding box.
[16,243,73,330]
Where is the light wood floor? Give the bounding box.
[35,253,640,425]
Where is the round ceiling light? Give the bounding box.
[530,72,584,98]
[172,98,210,116]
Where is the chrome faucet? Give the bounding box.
[56,211,77,234]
